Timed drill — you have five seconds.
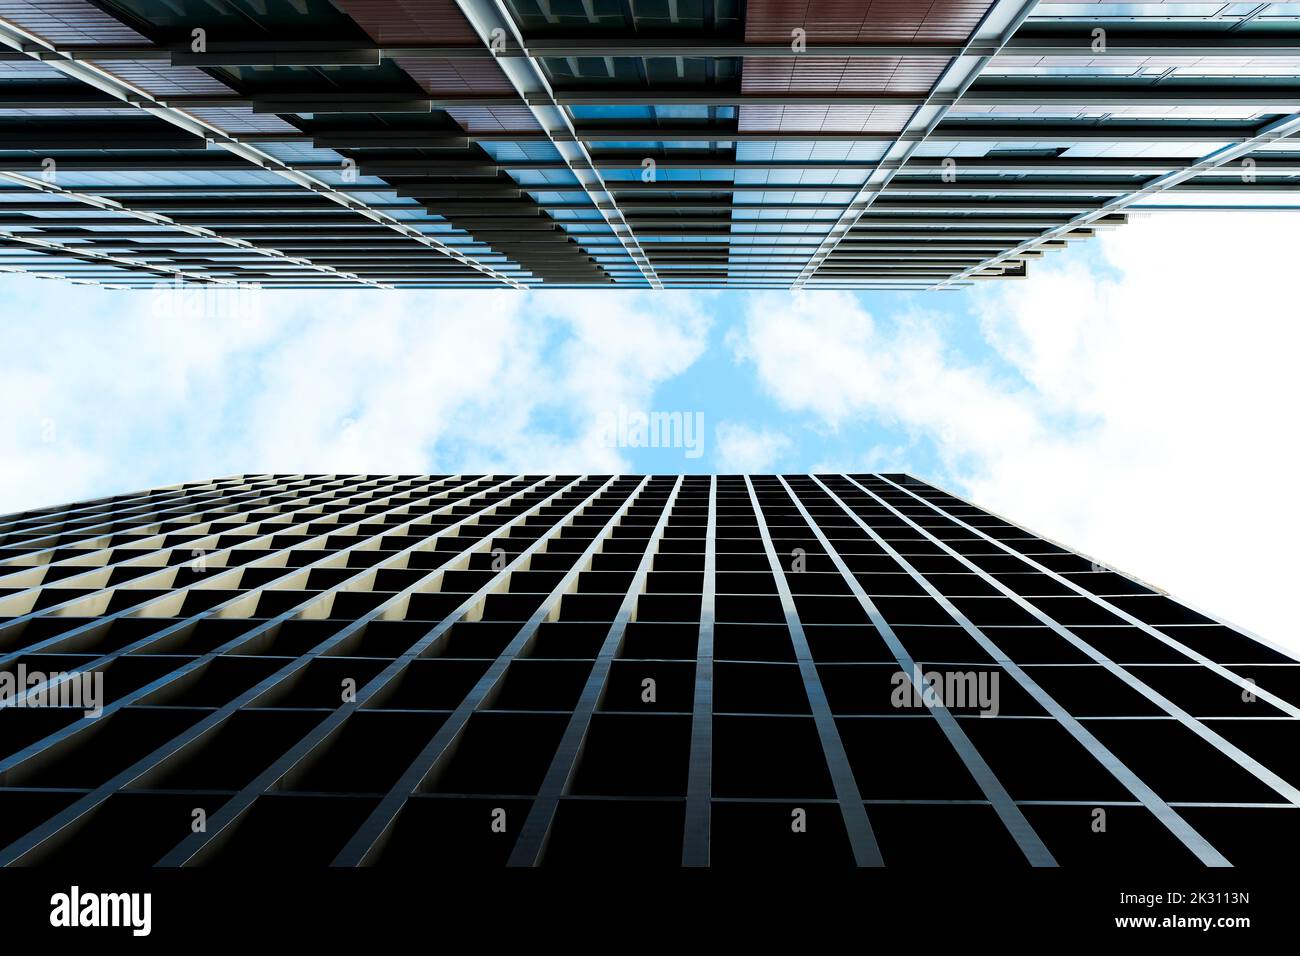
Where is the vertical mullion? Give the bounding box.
[868,475,1300,805]
[682,474,717,866]
[0,474,578,867]
[0,474,312,556]
[0,473,483,662]
[829,473,1233,867]
[1,472,380,565]
[743,475,883,867]
[330,474,653,867]
[883,476,1300,715]
[157,474,624,868]
[782,475,1057,866]
[7,474,521,692]
[2,473,496,681]
[0,472,364,593]
[0,475,513,752]
[507,475,685,866]
[0,474,299,552]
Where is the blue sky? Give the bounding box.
[2,210,1297,654]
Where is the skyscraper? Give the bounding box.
[0,1,1299,289]
[0,473,1294,867]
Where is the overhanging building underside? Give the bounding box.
[2,1,1300,289]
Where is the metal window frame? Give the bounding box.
[0,17,523,289]
[451,0,661,288]
[792,0,1043,289]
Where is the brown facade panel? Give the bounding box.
[330,0,484,44]
[743,0,995,43]
[741,56,952,94]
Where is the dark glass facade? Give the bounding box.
[0,472,1295,867]
[0,1,1299,288]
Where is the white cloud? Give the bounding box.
[715,422,793,473]
[810,444,913,475]
[7,211,1298,657]
[0,283,712,514]
[733,212,1300,653]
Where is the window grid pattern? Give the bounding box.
[3,1,1300,287]
[0,472,1294,867]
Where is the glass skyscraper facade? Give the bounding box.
[1,1,1299,289]
[0,473,1295,867]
